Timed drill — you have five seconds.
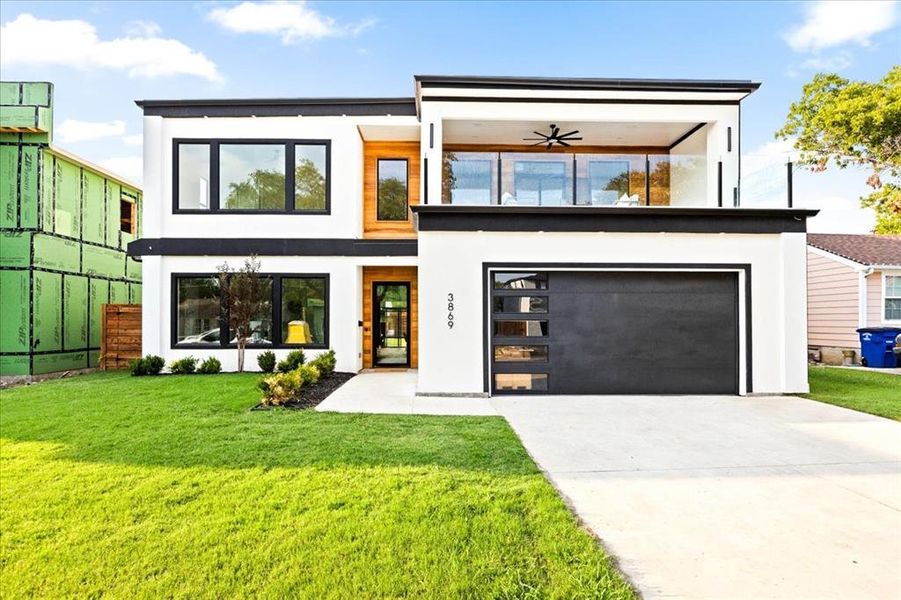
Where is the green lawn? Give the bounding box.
[805,366,901,420]
[0,372,633,599]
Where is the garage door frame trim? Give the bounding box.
[482,262,752,395]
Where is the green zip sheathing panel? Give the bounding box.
[64,274,88,350]
[82,170,106,244]
[33,270,62,353]
[0,231,31,267]
[88,278,109,348]
[0,270,30,352]
[1,81,141,378]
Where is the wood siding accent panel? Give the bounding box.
[100,304,142,370]
[867,271,883,326]
[362,266,418,368]
[363,142,420,239]
[807,250,860,348]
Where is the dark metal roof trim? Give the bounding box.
[411,205,818,234]
[128,238,418,257]
[415,75,761,94]
[135,97,417,118]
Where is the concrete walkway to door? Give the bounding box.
[494,394,901,600]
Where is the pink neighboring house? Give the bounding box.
[807,234,901,364]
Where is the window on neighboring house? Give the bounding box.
[172,274,329,348]
[174,140,329,213]
[119,198,136,234]
[885,275,901,321]
[377,159,408,220]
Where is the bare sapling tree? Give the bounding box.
[217,255,264,372]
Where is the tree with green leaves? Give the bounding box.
[777,66,900,233]
[217,255,265,372]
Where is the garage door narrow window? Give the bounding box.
[495,373,549,392]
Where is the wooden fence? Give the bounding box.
[100,304,142,370]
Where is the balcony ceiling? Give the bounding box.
[442,120,702,147]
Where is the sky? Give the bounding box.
[1,0,898,232]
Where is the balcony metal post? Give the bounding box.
[787,161,793,208]
[645,156,651,206]
[717,161,723,207]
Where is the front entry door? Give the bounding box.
[373,282,410,367]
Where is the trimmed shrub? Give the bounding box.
[296,363,320,386]
[197,357,222,374]
[309,349,336,377]
[169,356,197,375]
[257,350,276,373]
[144,355,165,375]
[258,370,303,406]
[129,355,165,377]
[276,349,306,373]
[129,358,148,376]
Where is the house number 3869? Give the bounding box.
[447,293,455,329]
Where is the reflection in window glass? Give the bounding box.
[587,160,630,205]
[228,277,273,344]
[493,320,548,337]
[176,277,220,344]
[494,345,548,362]
[281,277,327,345]
[295,144,327,211]
[493,296,548,313]
[443,153,494,204]
[493,272,548,290]
[495,373,548,391]
[220,144,286,210]
[377,159,408,220]
[177,144,210,209]
[513,160,567,206]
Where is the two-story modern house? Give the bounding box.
[131,75,815,396]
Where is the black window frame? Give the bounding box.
[170,272,330,350]
[172,138,331,215]
[376,158,410,221]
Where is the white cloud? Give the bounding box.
[123,134,143,146]
[57,119,126,143]
[784,1,898,52]
[124,20,162,37]
[799,51,853,71]
[0,13,221,81]
[208,1,374,44]
[746,138,800,161]
[98,156,143,185]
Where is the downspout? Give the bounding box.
[858,267,874,329]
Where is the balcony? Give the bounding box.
[441,151,709,207]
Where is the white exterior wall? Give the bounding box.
[142,114,418,240]
[420,102,739,208]
[417,231,808,396]
[670,124,708,206]
[141,255,417,373]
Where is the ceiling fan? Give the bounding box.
[523,124,583,149]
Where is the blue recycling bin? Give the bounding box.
[857,327,901,368]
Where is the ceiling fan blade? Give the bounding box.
[530,140,547,146]
[557,140,571,147]
[558,130,581,138]
[532,131,548,138]
[550,125,560,138]
[546,142,554,150]
[523,137,546,141]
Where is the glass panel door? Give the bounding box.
[373,283,410,367]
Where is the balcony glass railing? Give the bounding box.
[441,151,707,207]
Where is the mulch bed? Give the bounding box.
[251,372,356,411]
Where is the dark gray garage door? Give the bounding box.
[490,270,739,395]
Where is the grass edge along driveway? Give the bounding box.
[0,372,635,599]
[805,365,901,420]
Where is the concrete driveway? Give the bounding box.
[492,394,901,600]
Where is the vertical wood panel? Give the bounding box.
[100,304,142,370]
[362,266,418,368]
[363,142,420,238]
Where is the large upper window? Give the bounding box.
[886,275,901,322]
[377,159,408,220]
[174,140,329,213]
[442,152,496,205]
[173,274,328,348]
